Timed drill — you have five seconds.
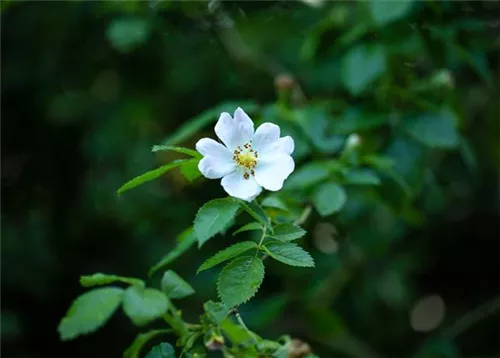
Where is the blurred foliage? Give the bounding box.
[1,0,499,357]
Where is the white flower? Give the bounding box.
[196,107,295,201]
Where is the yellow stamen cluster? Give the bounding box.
[233,142,258,180]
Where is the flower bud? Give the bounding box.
[346,133,361,150]
[205,334,225,351]
[430,69,454,89]
[274,73,296,92]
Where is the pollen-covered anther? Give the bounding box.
[243,172,250,180]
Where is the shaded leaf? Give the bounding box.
[124,329,173,358]
[145,342,176,358]
[344,168,381,185]
[194,198,240,247]
[368,0,414,26]
[58,287,124,341]
[261,196,288,211]
[341,44,386,96]
[149,227,197,276]
[161,270,195,299]
[122,286,169,326]
[151,145,200,158]
[180,159,202,182]
[238,200,272,232]
[162,101,258,145]
[312,182,347,216]
[117,160,188,195]
[80,273,144,288]
[198,241,258,273]
[107,17,151,54]
[203,301,228,325]
[403,110,460,149]
[285,162,330,190]
[217,256,265,307]
[233,222,262,236]
[263,241,314,267]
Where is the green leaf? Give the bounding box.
[122,286,169,326]
[270,223,307,242]
[261,196,288,211]
[149,227,197,276]
[180,159,202,182]
[145,342,176,358]
[107,17,151,54]
[80,273,144,288]
[284,162,330,190]
[238,200,272,231]
[58,287,124,341]
[368,0,414,26]
[117,160,188,195]
[124,329,173,358]
[233,222,262,236]
[203,301,228,325]
[217,256,265,307]
[162,101,258,145]
[220,318,258,345]
[161,270,195,299]
[194,198,240,247]
[197,241,258,273]
[341,44,386,96]
[344,168,381,186]
[151,145,200,158]
[263,241,315,267]
[403,110,460,149]
[312,182,347,216]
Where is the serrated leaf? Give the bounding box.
[263,241,315,267]
[312,182,347,216]
[151,144,201,158]
[270,223,306,242]
[80,273,144,288]
[117,160,188,195]
[203,301,228,325]
[233,222,262,236]
[194,198,240,247]
[180,159,202,182]
[149,227,197,276]
[403,110,460,149]
[122,286,169,326]
[197,241,258,273]
[124,329,173,358]
[161,270,195,299]
[58,287,124,341]
[145,342,176,358]
[237,200,272,232]
[161,101,258,145]
[217,256,265,308]
[344,168,381,186]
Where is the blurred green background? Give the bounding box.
[1,1,499,357]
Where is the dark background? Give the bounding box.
[1,1,499,357]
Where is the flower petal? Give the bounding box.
[198,156,235,179]
[254,154,295,191]
[251,122,280,153]
[215,108,254,151]
[196,137,232,158]
[276,136,294,155]
[221,170,262,201]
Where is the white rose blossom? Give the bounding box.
[195,107,295,201]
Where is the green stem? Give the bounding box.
[235,311,259,346]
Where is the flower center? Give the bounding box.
[233,143,258,179]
